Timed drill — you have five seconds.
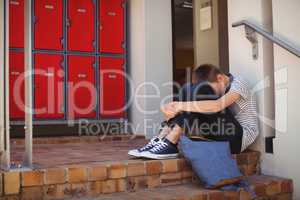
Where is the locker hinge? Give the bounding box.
[60,38,65,48]
[66,18,71,27]
[60,105,65,113]
[95,95,98,106]
[33,16,37,24]
[122,42,126,49]
[60,60,65,68]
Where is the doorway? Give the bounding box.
[172,0,229,94]
[172,0,194,92]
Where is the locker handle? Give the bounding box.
[78,74,87,78]
[11,71,21,75]
[10,1,20,6]
[66,19,71,27]
[107,12,117,16]
[108,74,117,79]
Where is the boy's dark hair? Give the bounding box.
[193,64,224,82]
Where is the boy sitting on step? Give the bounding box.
[128,64,259,159]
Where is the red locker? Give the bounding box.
[9,52,25,120]
[34,0,63,50]
[99,57,125,118]
[34,54,65,119]
[67,0,95,52]
[68,56,97,119]
[9,0,24,48]
[99,0,125,54]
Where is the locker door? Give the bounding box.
[34,54,65,119]
[99,0,125,54]
[68,56,97,119]
[34,0,63,50]
[99,57,125,118]
[67,0,95,52]
[9,0,24,48]
[9,52,25,120]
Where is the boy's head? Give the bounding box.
[193,64,229,95]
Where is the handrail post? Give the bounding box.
[23,0,33,168]
[0,0,11,171]
[245,26,259,60]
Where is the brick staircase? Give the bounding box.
[0,136,294,200]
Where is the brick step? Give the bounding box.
[0,151,260,199]
[4,137,262,199]
[11,135,141,145]
[82,175,293,200]
[10,136,261,175]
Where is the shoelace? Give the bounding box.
[140,137,159,151]
[150,141,168,153]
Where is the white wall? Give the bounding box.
[128,0,146,136]
[261,0,300,198]
[128,0,173,138]
[194,0,219,67]
[227,0,275,152]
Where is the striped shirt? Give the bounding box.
[229,76,259,151]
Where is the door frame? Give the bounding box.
[218,0,229,73]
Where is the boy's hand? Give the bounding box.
[161,102,182,120]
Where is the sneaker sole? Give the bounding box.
[140,152,179,160]
[128,150,142,158]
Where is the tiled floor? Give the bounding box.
[10,136,147,169]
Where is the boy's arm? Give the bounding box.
[177,91,241,113]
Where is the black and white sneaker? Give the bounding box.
[128,136,162,158]
[141,139,179,160]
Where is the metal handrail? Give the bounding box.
[232,20,300,58]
